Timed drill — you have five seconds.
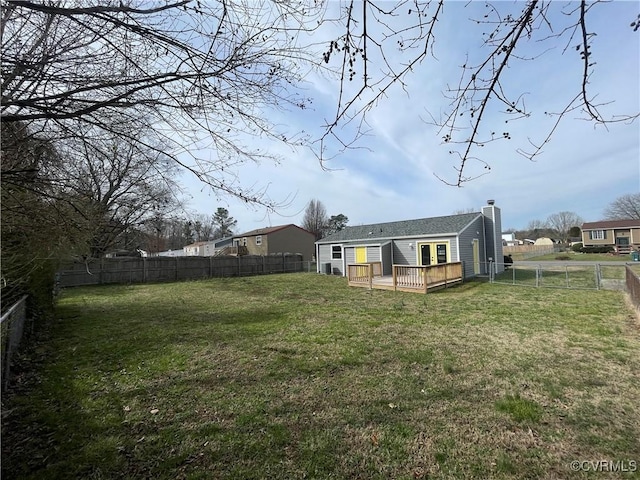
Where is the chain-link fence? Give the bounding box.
[487,262,627,291]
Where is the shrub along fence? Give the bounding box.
[57,254,306,288]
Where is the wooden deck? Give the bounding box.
[347,262,463,293]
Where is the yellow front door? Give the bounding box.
[472,239,480,274]
[355,247,367,263]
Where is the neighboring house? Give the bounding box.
[183,241,209,256]
[502,233,518,246]
[183,237,234,257]
[316,201,504,278]
[581,219,640,253]
[203,237,234,256]
[156,249,185,257]
[105,249,143,258]
[232,224,316,260]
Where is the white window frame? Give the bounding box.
[256,235,262,246]
[589,230,605,240]
[331,245,342,259]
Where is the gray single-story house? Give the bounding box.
[316,201,504,279]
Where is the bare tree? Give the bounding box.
[191,214,216,242]
[3,0,637,201]
[1,121,81,307]
[547,211,584,243]
[302,199,328,240]
[49,128,181,256]
[604,193,640,220]
[318,1,639,184]
[1,0,325,208]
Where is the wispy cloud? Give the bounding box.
[184,1,639,232]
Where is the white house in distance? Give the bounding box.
[502,233,519,246]
[316,200,504,279]
[183,237,234,256]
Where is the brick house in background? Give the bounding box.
[232,224,315,260]
[581,219,640,254]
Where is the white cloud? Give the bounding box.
[183,1,639,233]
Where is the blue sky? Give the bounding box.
[181,1,639,234]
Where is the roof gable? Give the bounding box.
[317,212,481,243]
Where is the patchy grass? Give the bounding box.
[525,252,631,262]
[495,264,628,288]
[2,274,639,479]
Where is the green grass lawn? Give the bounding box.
[3,274,639,479]
[521,252,633,262]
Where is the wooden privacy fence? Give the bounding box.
[626,266,640,309]
[57,254,304,288]
[348,262,463,293]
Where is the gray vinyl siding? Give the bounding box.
[393,236,458,266]
[325,242,390,276]
[366,246,381,262]
[393,240,413,265]
[482,205,504,274]
[493,207,504,270]
[345,247,356,265]
[317,244,344,275]
[345,244,381,264]
[458,216,486,278]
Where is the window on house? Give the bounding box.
[332,245,342,259]
[256,235,262,246]
[242,238,247,246]
[589,230,606,240]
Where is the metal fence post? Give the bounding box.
[2,295,28,392]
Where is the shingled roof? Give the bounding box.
[236,224,313,237]
[582,219,640,229]
[317,212,481,243]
